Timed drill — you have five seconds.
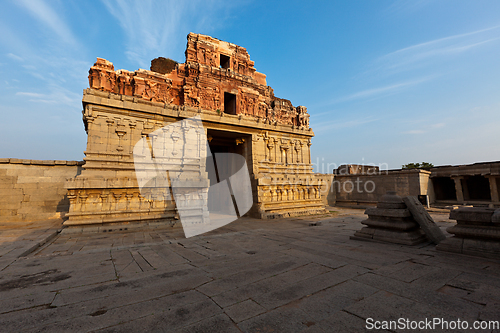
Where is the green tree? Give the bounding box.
[402,162,434,169]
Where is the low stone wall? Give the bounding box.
[0,159,83,222]
[319,174,336,206]
[319,169,431,208]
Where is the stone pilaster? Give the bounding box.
[452,176,465,203]
[487,176,499,204]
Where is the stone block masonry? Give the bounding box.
[0,159,83,222]
[351,191,428,245]
[437,206,500,258]
[65,33,325,230]
[430,161,500,208]
[319,169,430,208]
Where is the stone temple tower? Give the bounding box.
[65,33,325,231]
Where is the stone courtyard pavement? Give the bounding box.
[0,208,499,332]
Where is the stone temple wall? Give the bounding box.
[321,162,500,209]
[88,33,310,128]
[65,33,325,229]
[320,169,431,208]
[0,159,83,222]
[429,162,500,208]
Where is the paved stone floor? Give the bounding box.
[1,208,499,332]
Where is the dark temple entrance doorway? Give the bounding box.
[206,129,251,217]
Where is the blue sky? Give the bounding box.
[1,0,499,171]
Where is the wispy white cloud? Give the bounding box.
[325,76,433,106]
[16,0,78,47]
[402,121,446,134]
[0,1,89,104]
[16,87,81,107]
[313,116,380,133]
[373,25,500,75]
[16,92,45,98]
[389,25,499,55]
[102,0,182,67]
[341,79,425,101]
[6,53,23,62]
[316,26,498,111]
[1,1,88,87]
[403,129,426,134]
[384,0,434,15]
[101,0,241,68]
[431,122,446,129]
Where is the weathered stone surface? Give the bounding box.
[361,219,419,231]
[376,202,407,209]
[446,225,500,240]
[437,206,500,258]
[462,238,500,258]
[430,162,500,207]
[65,33,325,230]
[327,169,431,207]
[351,191,428,245]
[327,161,500,209]
[223,299,266,323]
[88,33,310,128]
[0,162,83,222]
[2,208,498,332]
[492,209,500,223]
[450,207,496,223]
[435,236,464,254]
[354,227,427,246]
[403,196,446,244]
[364,207,411,218]
[335,164,380,175]
[150,57,178,75]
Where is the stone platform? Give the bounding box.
[351,192,427,245]
[437,207,500,259]
[1,208,499,332]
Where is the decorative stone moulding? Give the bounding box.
[87,33,311,129]
[351,191,428,245]
[437,207,500,258]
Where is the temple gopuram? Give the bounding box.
[65,33,325,230]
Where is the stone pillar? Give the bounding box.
[461,177,470,201]
[85,116,96,152]
[452,176,465,203]
[487,176,499,204]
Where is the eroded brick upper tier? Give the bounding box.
[88,33,310,128]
